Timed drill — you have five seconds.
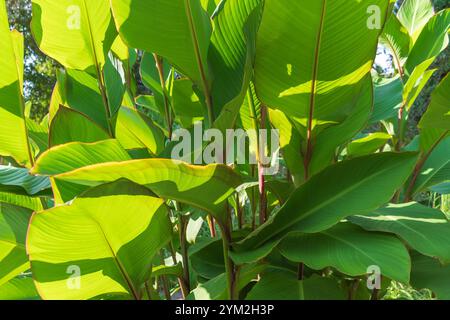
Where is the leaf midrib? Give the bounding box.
[90,217,140,300]
[246,156,412,249]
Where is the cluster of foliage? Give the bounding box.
[0,0,449,300]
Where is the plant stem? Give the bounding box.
[179,215,191,295]
[159,250,171,300]
[207,215,216,237]
[153,53,173,139]
[169,241,189,299]
[219,221,237,300]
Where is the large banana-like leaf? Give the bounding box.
[32,159,241,222]
[110,0,212,89]
[31,140,131,176]
[31,0,117,72]
[411,136,450,195]
[349,202,450,264]
[404,9,450,75]
[234,152,418,253]
[0,166,50,195]
[0,192,44,212]
[49,106,110,147]
[410,252,450,300]
[371,76,403,123]
[419,74,450,130]
[254,0,388,123]
[0,203,33,286]
[246,271,346,300]
[0,276,39,300]
[280,223,410,283]
[397,0,434,41]
[0,3,33,168]
[208,0,263,120]
[347,133,392,158]
[115,106,165,156]
[27,180,172,300]
[380,14,411,68]
[56,69,111,131]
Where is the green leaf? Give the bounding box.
[171,79,204,128]
[31,140,131,176]
[27,180,172,300]
[0,192,44,212]
[32,159,241,222]
[0,276,40,300]
[349,202,450,264]
[411,136,450,195]
[49,106,110,147]
[419,74,450,130]
[410,252,450,300]
[26,118,49,156]
[0,3,33,167]
[0,166,50,195]
[190,238,224,280]
[234,152,418,254]
[371,76,403,123]
[0,203,33,286]
[254,0,388,123]
[116,106,165,156]
[188,263,266,300]
[111,0,212,89]
[404,9,450,75]
[57,69,111,131]
[397,0,434,40]
[31,0,117,72]
[208,0,263,119]
[347,133,392,158]
[403,60,436,111]
[151,263,183,279]
[380,14,411,68]
[246,270,346,300]
[279,223,410,283]
[268,108,303,186]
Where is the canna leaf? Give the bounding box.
[27,180,172,300]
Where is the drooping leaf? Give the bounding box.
[349,202,450,264]
[27,180,172,300]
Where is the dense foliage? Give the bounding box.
[0,0,449,300]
